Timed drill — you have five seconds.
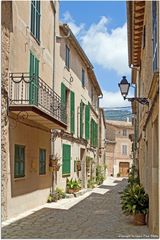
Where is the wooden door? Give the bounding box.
[119,162,129,177]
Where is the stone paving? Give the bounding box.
[2,178,158,239]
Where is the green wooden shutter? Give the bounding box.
[70,91,75,134]
[14,145,25,178]
[80,101,83,138]
[35,58,39,105]
[29,52,34,104]
[29,52,39,105]
[39,149,46,175]
[62,144,71,175]
[36,1,40,41]
[85,103,90,140]
[95,122,98,147]
[31,1,35,36]
[61,83,66,110]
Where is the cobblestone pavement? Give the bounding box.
[2,179,158,239]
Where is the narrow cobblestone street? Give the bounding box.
[2,178,157,239]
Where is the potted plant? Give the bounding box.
[120,183,149,225]
[66,178,81,194]
[49,153,61,172]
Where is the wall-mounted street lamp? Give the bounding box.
[118,76,149,105]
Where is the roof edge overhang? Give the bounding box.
[127,1,145,67]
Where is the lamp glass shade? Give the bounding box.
[118,76,130,98]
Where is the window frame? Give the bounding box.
[30,0,41,43]
[65,45,70,69]
[122,129,127,137]
[39,148,46,175]
[122,145,128,155]
[14,144,25,178]
[82,68,85,88]
[62,144,71,176]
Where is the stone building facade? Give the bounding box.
[1,1,13,221]
[1,0,67,220]
[106,120,133,177]
[127,1,159,235]
[1,1,105,221]
[53,24,104,190]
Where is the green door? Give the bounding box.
[62,144,71,175]
[29,52,39,105]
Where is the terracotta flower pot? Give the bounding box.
[134,213,146,225]
[77,163,81,171]
[67,189,75,194]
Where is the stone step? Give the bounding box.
[74,188,91,197]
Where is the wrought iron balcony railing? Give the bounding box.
[9,73,66,125]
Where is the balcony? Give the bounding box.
[9,73,67,130]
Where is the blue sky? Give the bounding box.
[60,1,131,108]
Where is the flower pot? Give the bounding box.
[49,166,53,172]
[77,163,81,171]
[67,189,75,194]
[134,213,146,225]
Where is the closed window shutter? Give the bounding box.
[95,122,98,147]
[91,119,93,146]
[62,144,71,175]
[36,1,40,41]
[91,119,98,147]
[35,58,39,105]
[61,83,66,110]
[29,52,39,105]
[31,1,40,42]
[39,149,46,175]
[85,104,90,140]
[14,145,25,178]
[80,101,83,138]
[29,52,35,104]
[70,91,75,134]
[31,1,35,35]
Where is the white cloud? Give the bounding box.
[61,11,85,36]
[80,16,130,76]
[100,90,130,108]
[61,12,130,76]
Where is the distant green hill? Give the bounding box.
[104,109,132,122]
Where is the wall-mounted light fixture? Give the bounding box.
[118,76,149,105]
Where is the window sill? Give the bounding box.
[39,173,47,176]
[62,173,70,177]
[30,32,40,46]
[14,176,26,181]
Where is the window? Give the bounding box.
[62,144,71,175]
[31,1,40,42]
[39,149,46,175]
[82,68,85,87]
[80,101,84,138]
[85,103,90,140]
[91,119,98,147]
[14,145,25,178]
[70,91,75,134]
[29,51,39,105]
[65,45,70,69]
[152,0,158,71]
[122,145,127,155]
[122,129,127,137]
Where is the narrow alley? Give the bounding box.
[2,178,156,239]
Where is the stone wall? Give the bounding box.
[1,1,12,221]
